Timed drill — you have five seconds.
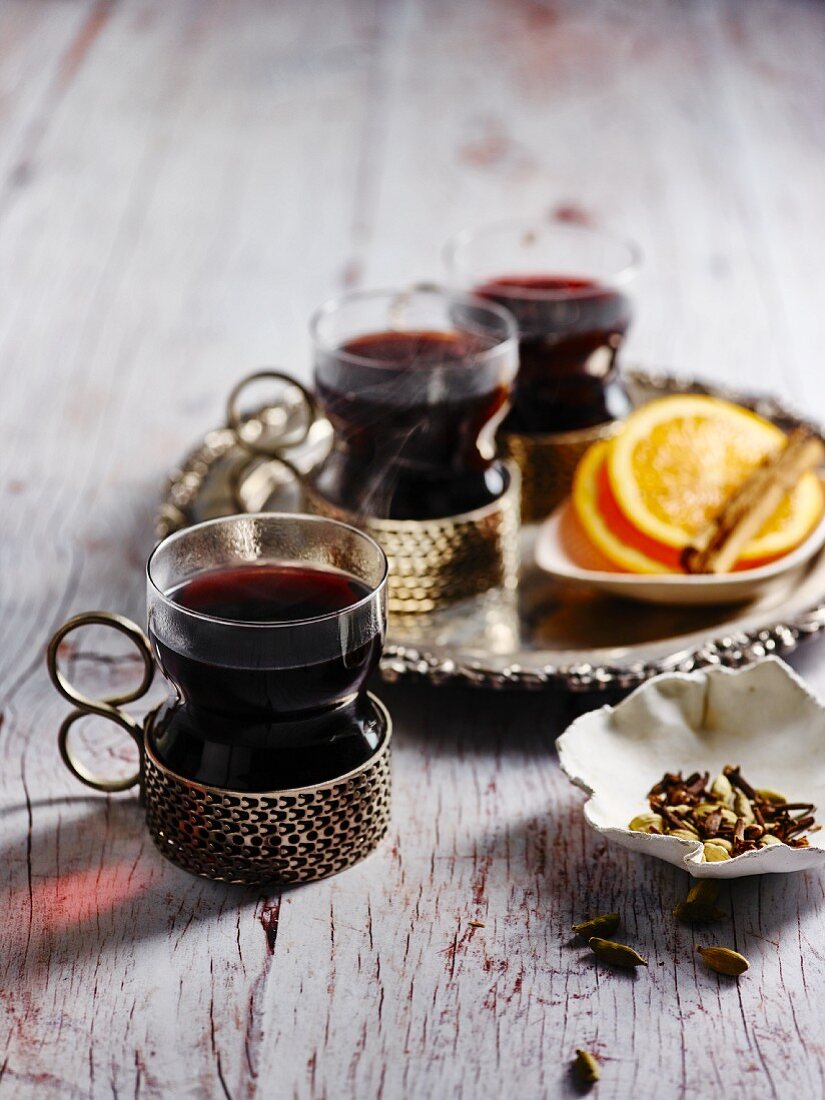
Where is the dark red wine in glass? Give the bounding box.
[445,221,640,435]
[475,275,632,433]
[153,564,377,714]
[146,518,388,791]
[310,290,518,519]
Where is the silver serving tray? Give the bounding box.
[157,370,825,692]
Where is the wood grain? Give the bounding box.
[2,0,825,1097]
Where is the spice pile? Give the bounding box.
[628,764,818,860]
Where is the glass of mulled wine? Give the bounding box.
[146,512,388,792]
[444,218,640,435]
[308,287,518,520]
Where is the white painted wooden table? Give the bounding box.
[3,1,825,1096]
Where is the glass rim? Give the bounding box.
[443,217,642,300]
[146,512,389,631]
[309,284,518,370]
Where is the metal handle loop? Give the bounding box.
[228,451,306,515]
[226,369,317,457]
[47,612,155,793]
[57,707,145,793]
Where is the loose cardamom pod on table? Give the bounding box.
[588,937,648,969]
[573,1049,600,1084]
[697,945,750,976]
[572,913,620,940]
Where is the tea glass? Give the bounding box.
[308,286,518,521]
[47,513,392,886]
[445,218,640,519]
[445,218,641,434]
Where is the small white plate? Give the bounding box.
[556,657,825,878]
[535,488,825,606]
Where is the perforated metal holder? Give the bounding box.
[142,701,392,886]
[303,465,521,614]
[47,612,392,886]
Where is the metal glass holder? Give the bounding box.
[500,420,620,523]
[302,467,521,615]
[47,612,392,886]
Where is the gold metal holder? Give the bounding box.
[47,612,392,886]
[303,466,521,614]
[46,612,154,792]
[142,708,391,886]
[501,420,619,523]
[225,369,322,514]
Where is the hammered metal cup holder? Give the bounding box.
[500,419,620,523]
[47,611,393,886]
[303,469,521,614]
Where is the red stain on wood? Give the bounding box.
[459,118,535,174]
[522,0,560,31]
[551,202,594,226]
[60,1,114,88]
[341,258,363,289]
[472,857,491,907]
[460,131,513,168]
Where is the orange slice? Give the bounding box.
[572,440,672,573]
[606,395,824,563]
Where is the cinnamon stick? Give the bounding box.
[682,428,825,574]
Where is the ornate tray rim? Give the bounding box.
[156,369,825,693]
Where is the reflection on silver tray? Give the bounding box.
[157,370,825,692]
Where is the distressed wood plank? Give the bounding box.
[0,0,390,1096]
[363,0,825,407]
[0,0,102,191]
[1,0,825,1098]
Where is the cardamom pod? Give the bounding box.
[710,773,734,806]
[755,788,787,804]
[673,880,727,924]
[572,913,620,939]
[759,834,782,847]
[573,1049,600,1084]
[703,841,731,862]
[718,808,738,828]
[693,802,720,819]
[687,880,719,907]
[733,789,755,825]
[697,945,749,976]
[588,937,648,968]
[628,812,663,833]
[705,836,732,852]
[673,901,727,924]
[669,828,700,842]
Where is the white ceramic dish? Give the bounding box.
[556,657,825,878]
[535,487,825,606]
